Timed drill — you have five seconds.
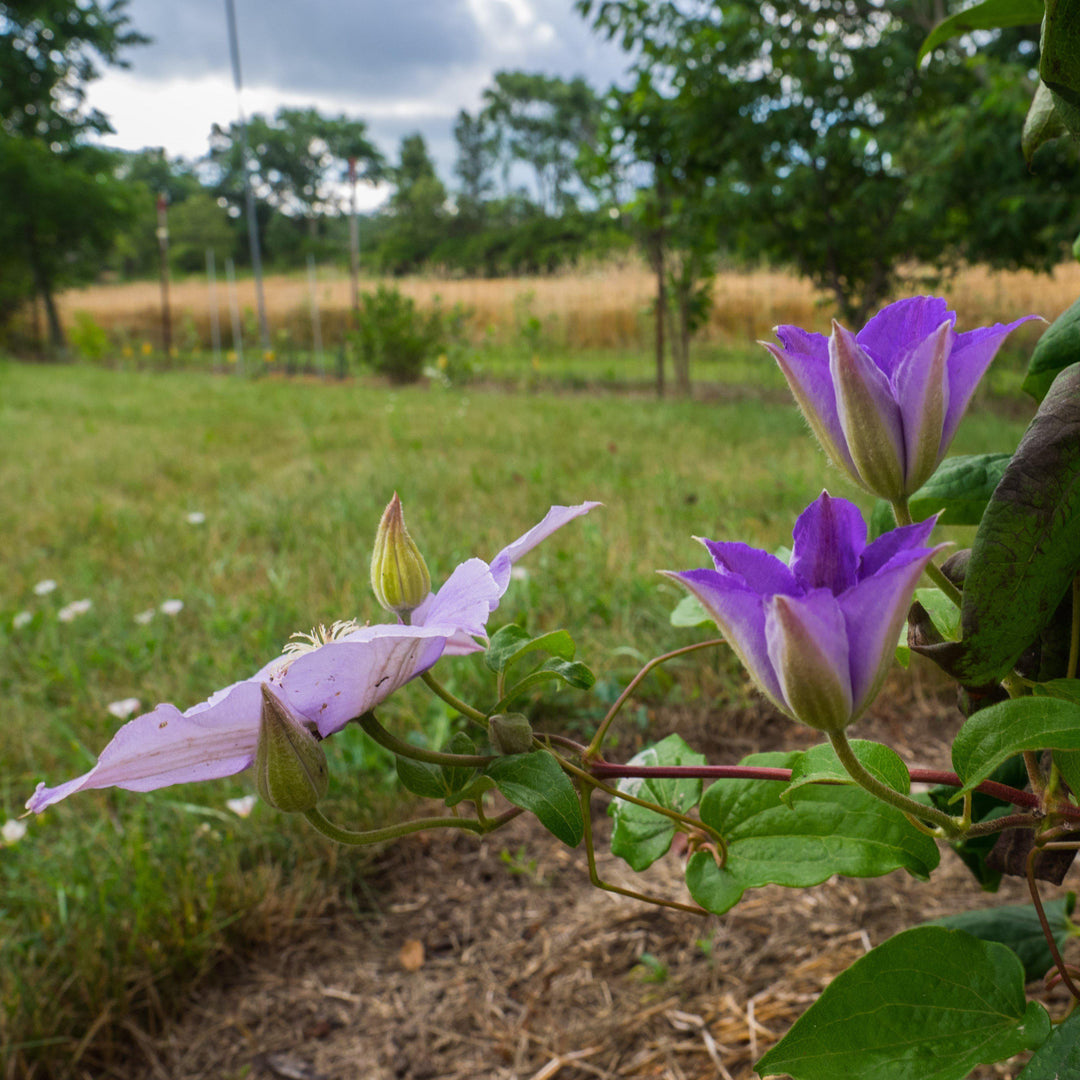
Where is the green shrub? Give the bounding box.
[69,311,110,362]
[352,285,444,384]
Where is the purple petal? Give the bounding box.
[941,316,1042,448]
[664,568,786,709]
[413,557,499,639]
[278,628,449,737]
[26,681,265,813]
[488,501,601,596]
[789,492,865,593]
[891,320,952,491]
[765,591,852,731]
[838,546,945,717]
[762,330,857,475]
[859,515,940,580]
[701,539,800,595]
[830,324,906,500]
[855,297,955,375]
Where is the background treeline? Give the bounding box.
[2,0,1080,358]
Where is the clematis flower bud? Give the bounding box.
[488,713,534,755]
[370,493,431,617]
[667,492,946,734]
[762,297,1038,501]
[255,683,328,812]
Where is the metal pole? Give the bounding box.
[348,156,360,319]
[156,194,172,363]
[306,254,324,376]
[225,256,244,375]
[224,0,270,352]
[206,248,223,371]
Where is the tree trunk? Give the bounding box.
[25,221,65,350]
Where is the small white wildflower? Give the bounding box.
[12,611,32,629]
[2,819,28,845]
[226,794,257,818]
[58,599,92,622]
[159,599,184,616]
[33,580,57,596]
[134,609,155,625]
[107,697,141,720]
[186,511,206,525]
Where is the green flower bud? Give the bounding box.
[255,683,329,812]
[488,713,534,756]
[370,492,431,617]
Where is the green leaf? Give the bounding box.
[486,749,583,846]
[1023,81,1070,168]
[685,753,938,915]
[952,696,1080,797]
[756,926,1051,1080]
[484,625,576,673]
[395,731,479,803]
[496,658,595,709]
[918,0,1043,62]
[670,593,712,627]
[926,894,1076,982]
[938,365,1080,684]
[908,454,1013,526]
[869,498,896,541]
[782,740,910,807]
[1017,1005,1080,1077]
[1036,677,1080,704]
[1023,296,1080,402]
[914,588,961,642]
[1042,0,1080,114]
[609,734,706,871]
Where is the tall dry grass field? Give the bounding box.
[54,259,1078,353]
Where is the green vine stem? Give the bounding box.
[584,638,725,760]
[420,671,489,723]
[829,728,963,837]
[357,711,494,767]
[304,806,484,845]
[892,498,963,607]
[1027,840,1080,1000]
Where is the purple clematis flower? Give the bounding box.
[26,502,599,813]
[762,297,1038,501]
[665,492,945,733]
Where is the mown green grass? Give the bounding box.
[0,357,1032,1076]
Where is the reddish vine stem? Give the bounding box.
[1027,841,1080,1000]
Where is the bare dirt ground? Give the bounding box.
[134,675,1072,1080]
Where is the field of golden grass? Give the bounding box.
[54,258,1079,352]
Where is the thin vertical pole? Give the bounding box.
[225,256,244,375]
[306,254,324,376]
[206,248,223,371]
[224,0,270,353]
[348,156,360,319]
[156,194,172,364]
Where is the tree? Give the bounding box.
[452,108,499,219]
[0,0,146,346]
[579,0,1077,325]
[481,71,601,215]
[375,133,449,273]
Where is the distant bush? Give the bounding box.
[69,311,110,362]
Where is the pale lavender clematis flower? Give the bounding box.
[665,492,945,733]
[762,297,1038,501]
[26,502,599,813]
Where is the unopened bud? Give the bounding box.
[488,713,534,756]
[370,493,431,617]
[255,683,329,812]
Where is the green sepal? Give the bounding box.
[485,749,583,846]
[756,926,1051,1080]
[609,734,706,871]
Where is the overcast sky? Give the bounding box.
[88,0,632,209]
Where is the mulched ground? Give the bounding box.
[133,669,1074,1080]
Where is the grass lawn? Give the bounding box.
[0,358,1033,1076]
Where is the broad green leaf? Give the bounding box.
[485,625,575,673]
[670,593,711,627]
[940,365,1080,684]
[1018,1006,1080,1077]
[1023,81,1071,168]
[869,498,896,540]
[1023,296,1080,402]
[1035,678,1080,704]
[685,753,938,915]
[395,731,479,803]
[782,740,910,807]
[952,696,1080,796]
[756,926,1051,1080]
[908,454,1012,526]
[609,734,706,871]
[497,658,595,708]
[926,894,1076,982]
[918,0,1043,62]
[1035,683,1080,788]
[1042,0,1080,114]
[486,749,583,846]
[914,588,961,642]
